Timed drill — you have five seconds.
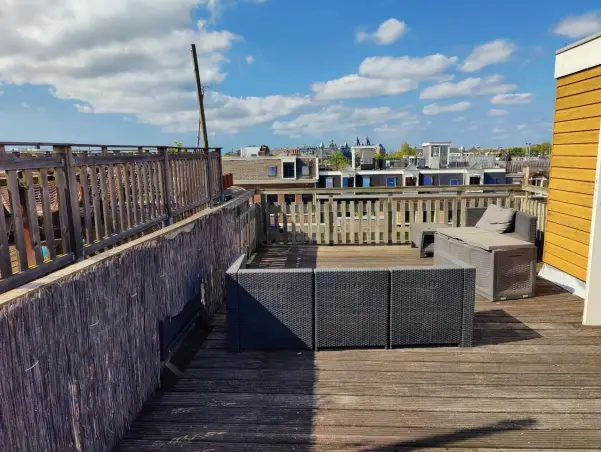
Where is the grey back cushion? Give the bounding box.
[475,204,515,233]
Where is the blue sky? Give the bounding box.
[1,0,600,152]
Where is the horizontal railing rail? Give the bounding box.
[255,185,547,247]
[0,141,222,151]
[0,143,224,293]
[258,184,533,195]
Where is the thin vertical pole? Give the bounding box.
[191,44,209,149]
[159,147,174,225]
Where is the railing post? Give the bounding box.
[159,147,174,225]
[328,194,334,246]
[260,193,268,244]
[205,148,214,207]
[55,145,84,260]
[387,194,393,244]
[216,147,224,203]
[459,194,467,227]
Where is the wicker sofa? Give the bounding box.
[226,255,476,352]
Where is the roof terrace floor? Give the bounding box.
[116,246,601,451]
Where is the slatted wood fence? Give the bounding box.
[258,186,547,246]
[0,142,223,293]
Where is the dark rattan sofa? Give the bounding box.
[226,255,476,352]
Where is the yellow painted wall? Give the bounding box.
[545,65,601,282]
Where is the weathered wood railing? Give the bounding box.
[256,185,547,247]
[0,142,223,293]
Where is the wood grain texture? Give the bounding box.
[556,74,601,98]
[547,199,592,221]
[545,221,590,245]
[550,167,596,182]
[546,210,591,233]
[554,104,601,122]
[552,130,599,145]
[547,188,594,208]
[553,117,600,135]
[548,178,594,195]
[551,142,599,156]
[116,246,601,452]
[555,87,601,110]
[544,231,589,259]
[550,155,598,170]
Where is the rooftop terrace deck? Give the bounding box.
[116,246,601,452]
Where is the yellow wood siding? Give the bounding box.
[545,221,590,244]
[548,179,595,195]
[546,210,591,233]
[550,156,598,170]
[554,104,601,122]
[545,65,601,282]
[547,188,594,208]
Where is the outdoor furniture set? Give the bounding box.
[226,255,475,352]
[226,205,537,352]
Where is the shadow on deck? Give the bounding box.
[115,246,601,451]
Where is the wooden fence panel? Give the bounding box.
[0,145,223,293]
[257,190,544,248]
[39,169,56,261]
[24,170,43,265]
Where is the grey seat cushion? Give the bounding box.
[475,205,515,234]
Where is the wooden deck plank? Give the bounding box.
[116,245,601,452]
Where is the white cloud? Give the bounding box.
[272,105,410,137]
[459,39,516,72]
[74,104,94,113]
[312,74,418,100]
[359,54,458,79]
[245,55,254,64]
[491,93,533,104]
[488,108,508,116]
[553,12,601,39]
[453,116,466,122]
[373,118,421,134]
[356,18,408,45]
[146,91,312,134]
[312,53,457,101]
[422,102,472,115]
[202,0,267,20]
[21,102,30,108]
[492,128,506,134]
[517,124,528,131]
[0,0,298,135]
[420,75,516,100]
